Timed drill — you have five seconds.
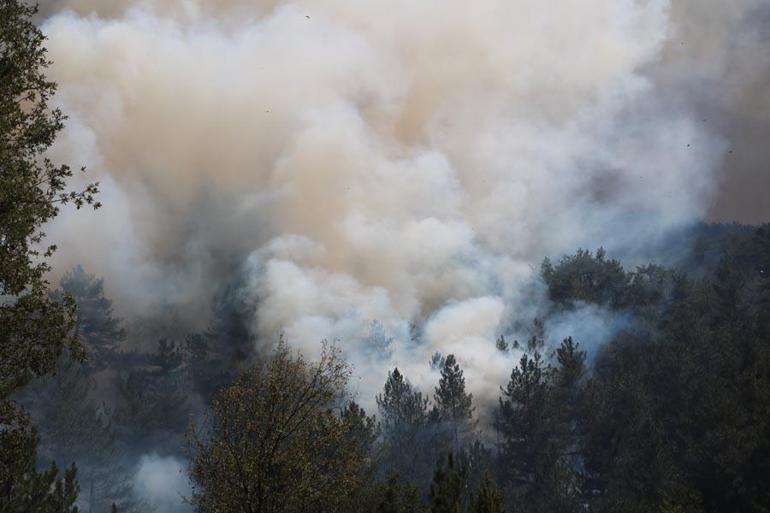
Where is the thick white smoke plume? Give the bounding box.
[134,454,192,512]
[39,0,768,410]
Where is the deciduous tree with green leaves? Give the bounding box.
[1,0,98,510]
[0,0,99,401]
[188,341,366,513]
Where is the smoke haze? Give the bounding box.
[134,454,192,512]
[37,0,770,409]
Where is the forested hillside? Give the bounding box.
[2,1,769,512]
[8,222,770,513]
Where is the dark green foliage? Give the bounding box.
[0,0,99,401]
[0,291,78,403]
[552,337,585,451]
[748,225,770,332]
[455,440,496,507]
[376,368,433,483]
[471,474,505,513]
[54,266,125,368]
[184,297,257,401]
[509,318,546,353]
[496,351,550,484]
[495,338,586,513]
[554,337,585,391]
[541,248,628,308]
[1,2,99,510]
[434,355,474,452]
[342,401,378,461]
[189,341,365,513]
[358,474,426,513]
[114,338,189,446]
[154,337,183,371]
[26,360,111,467]
[542,248,678,313]
[15,269,139,511]
[0,402,79,513]
[571,229,770,513]
[429,453,468,513]
[672,222,757,276]
[23,360,140,513]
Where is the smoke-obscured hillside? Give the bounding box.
[2,1,770,512]
[35,0,770,408]
[12,221,769,512]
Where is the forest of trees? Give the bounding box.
[1,1,769,512]
[9,223,766,513]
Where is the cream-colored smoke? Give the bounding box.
[39,0,762,408]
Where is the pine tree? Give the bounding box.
[553,337,586,451]
[495,352,551,491]
[342,401,377,459]
[554,337,584,391]
[377,368,429,443]
[471,473,505,513]
[27,359,110,468]
[54,266,125,369]
[184,296,257,401]
[373,474,426,513]
[751,225,770,333]
[456,440,494,504]
[434,354,474,452]
[115,338,189,446]
[541,248,629,308]
[376,368,432,483]
[495,349,582,513]
[22,359,142,513]
[429,453,467,513]
[710,256,744,327]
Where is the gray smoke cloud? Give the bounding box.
[37,0,769,412]
[653,0,770,223]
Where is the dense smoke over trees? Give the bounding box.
[12,223,766,513]
[23,0,768,405]
[2,1,770,512]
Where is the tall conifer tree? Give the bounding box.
[434,354,474,452]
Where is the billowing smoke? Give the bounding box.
[654,0,770,223]
[38,0,769,412]
[133,454,192,513]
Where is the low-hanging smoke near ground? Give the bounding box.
[38,0,770,409]
[133,454,192,513]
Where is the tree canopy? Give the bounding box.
[188,341,367,513]
[1,1,98,511]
